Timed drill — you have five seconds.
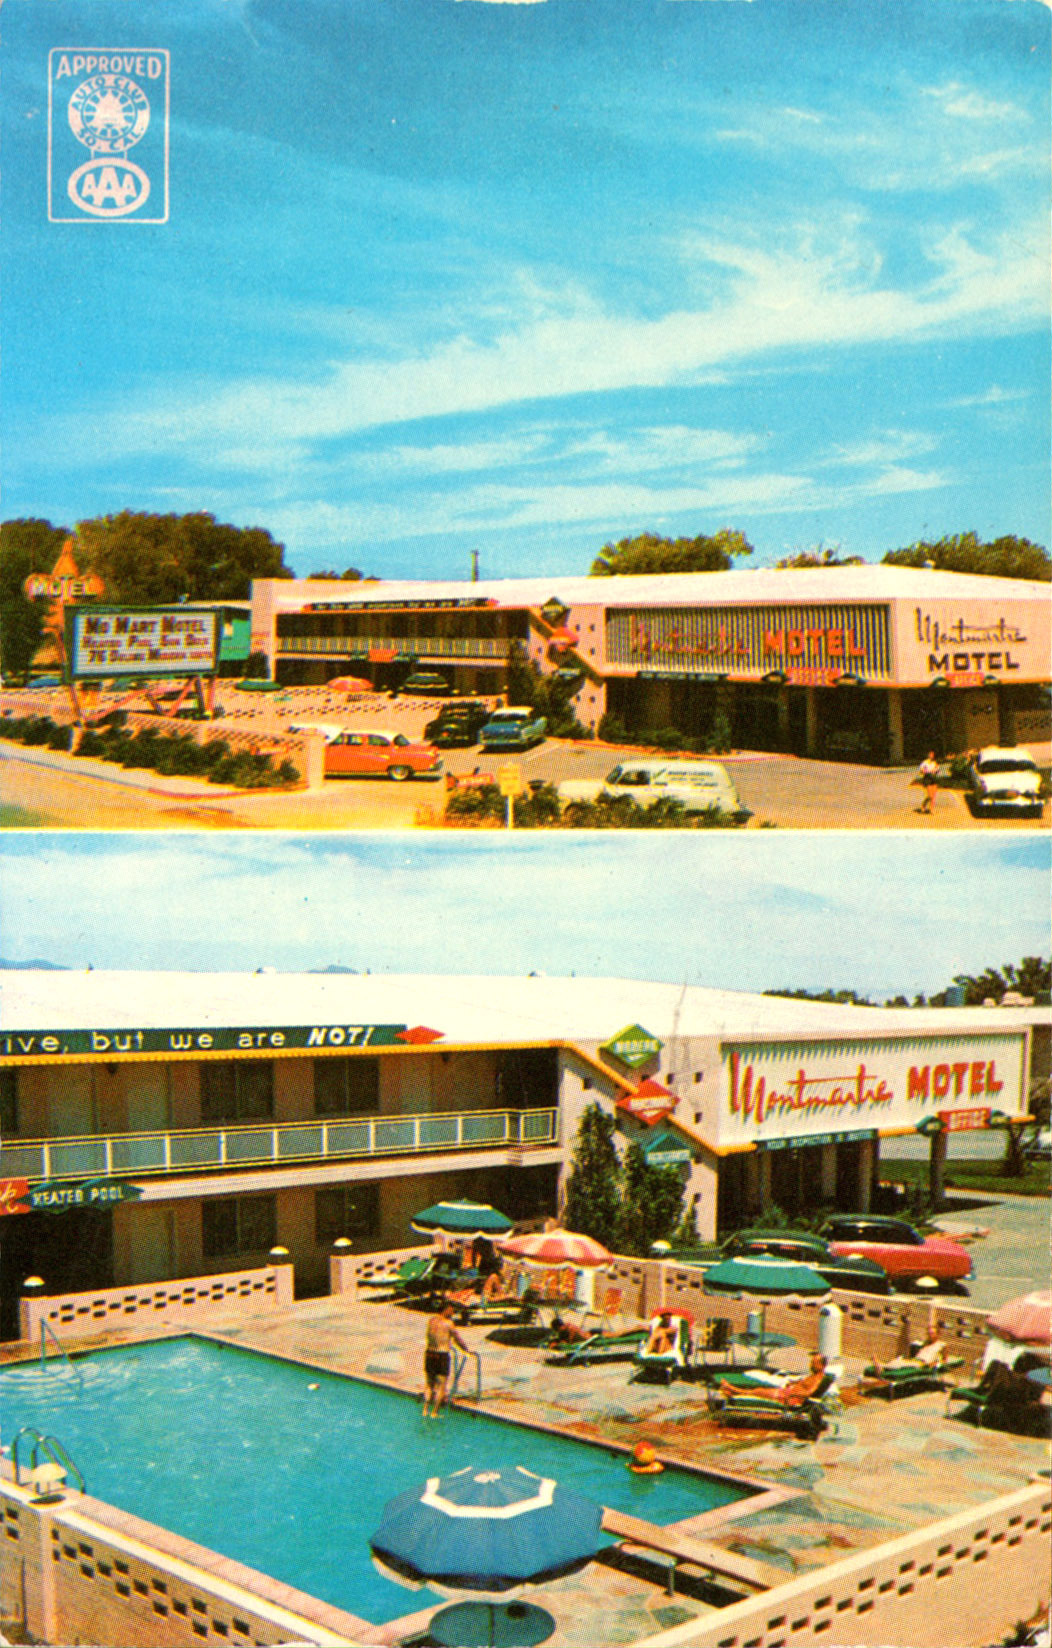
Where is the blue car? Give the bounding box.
[480,706,547,750]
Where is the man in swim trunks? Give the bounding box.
[423,1300,469,1417]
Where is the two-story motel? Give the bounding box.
[1,970,1044,1336]
[250,566,1051,764]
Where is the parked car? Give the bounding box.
[966,746,1044,816]
[558,758,750,822]
[1023,1126,1051,1163]
[424,700,492,747]
[21,675,64,690]
[396,670,455,696]
[821,1214,972,1288]
[288,724,442,780]
[479,706,548,750]
[721,1229,891,1294]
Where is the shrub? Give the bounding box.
[597,712,629,744]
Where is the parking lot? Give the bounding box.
[1,684,1048,830]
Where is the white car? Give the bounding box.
[966,746,1044,816]
[558,758,750,822]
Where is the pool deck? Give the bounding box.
[188,1291,1051,1648]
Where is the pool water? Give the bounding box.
[0,1337,750,1623]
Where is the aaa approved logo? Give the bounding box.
[48,50,169,222]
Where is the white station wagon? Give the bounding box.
[558,758,751,823]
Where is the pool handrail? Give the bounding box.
[11,1427,86,1495]
[450,1347,482,1404]
[40,1318,84,1391]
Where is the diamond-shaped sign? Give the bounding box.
[601,1023,663,1069]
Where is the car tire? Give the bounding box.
[388,765,412,782]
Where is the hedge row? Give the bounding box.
[0,714,299,789]
[444,782,743,829]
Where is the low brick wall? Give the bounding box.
[0,1471,365,1646]
[17,1266,295,1346]
[634,1481,1051,1648]
[328,1243,433,1299]
[596,1258,993,1371]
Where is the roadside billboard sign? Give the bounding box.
[66,605,220,679]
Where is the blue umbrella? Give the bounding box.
[369,1465,604,1595]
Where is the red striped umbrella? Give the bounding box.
[498,1229,612,1268]
[986,1291,1051,1347]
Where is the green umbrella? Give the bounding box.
[704,1255,830,1360]
[411,1200,514,1239]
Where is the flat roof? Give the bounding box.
[260,565,1050,613]
[1,970,1043,1047]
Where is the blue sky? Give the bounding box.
[3,0,1049,580]
[1,833,1048,1000]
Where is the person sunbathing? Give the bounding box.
[884,1325,949,1371]
[646,1312,678,1357]
[720,1353,828,1407]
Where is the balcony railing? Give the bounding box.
[0,1106,559,1184]
[275,634,512,661]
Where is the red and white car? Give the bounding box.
[821,1215,972,1289]
[290,724,442,781]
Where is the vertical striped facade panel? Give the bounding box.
[605,604,892,679]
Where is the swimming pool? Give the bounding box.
[0,1337,752,1624]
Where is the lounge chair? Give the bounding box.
[632,1311,694,1384]
[860,1349,963,1400]
[694,1317,739,1379]
[946,1362,1051,1436]
[707,1369,837,1440]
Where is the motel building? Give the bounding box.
[0,970,1044,1338]
[250,565,1051,764]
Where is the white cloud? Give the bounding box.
[50,215,1046,473]
[921,82,1020,122]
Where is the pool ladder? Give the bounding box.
[450,1347,482,1404]
[11,1427,85,1496]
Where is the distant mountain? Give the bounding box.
[0,958,69,970]
[308,965,358,974]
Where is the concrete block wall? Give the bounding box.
[18,1265,295,1345]
[634,1482,1051,1648]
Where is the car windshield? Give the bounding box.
[977,757,1037,775]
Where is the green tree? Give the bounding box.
[881,533,1050,582]
[562,1104,622,1249]
[614,1141,686,1257]
[590,529,753,577]
[74,511,293,603]
[0,518,71,680]
[306,567,364,581]
[776,544,865,568]
[506,643,590,738]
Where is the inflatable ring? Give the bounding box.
[629,1442,664,1474]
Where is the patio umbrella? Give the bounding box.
[369,1465,604,1596]
[425,1600,555,1648]
[498,1229,613,1267]
[411,1200,515,1240]
[703,1255,831,1359]
[986,1291,1051,1347]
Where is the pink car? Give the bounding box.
[822,1215,972,1288]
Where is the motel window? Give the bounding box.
[315,1182,380,1245]
[0,1069,18,1136]
[199,1061,274,1123]
[313,1057,380,1117]
[202,1194,276,1258]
